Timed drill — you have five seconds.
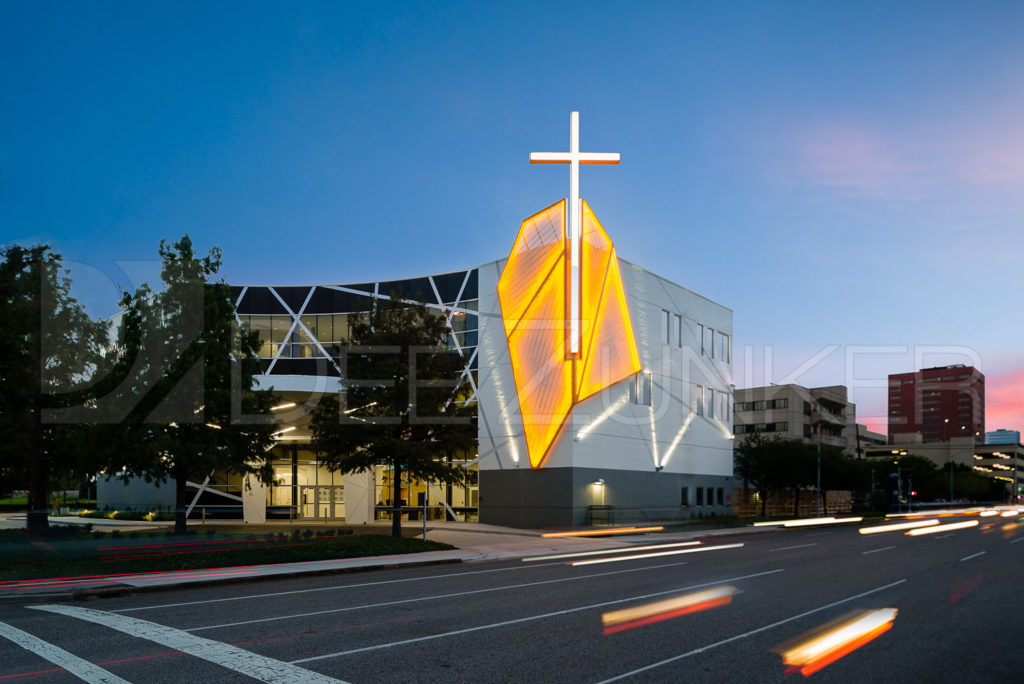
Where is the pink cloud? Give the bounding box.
[985,368,1024,436]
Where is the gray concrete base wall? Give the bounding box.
[97,477,175,510]
[480,467,735,528]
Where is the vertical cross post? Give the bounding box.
[530,111,619,357]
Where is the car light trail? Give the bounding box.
[755,517,862,528]
[522,541,701,562]
[601,585,738,635]
[541,526,664,538]
[905,520,979,536]
[858,519,939,535]
[773,608,898,677]
[568,543,743,566]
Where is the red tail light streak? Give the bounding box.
[602,586,738,635]
[774,608,898,676]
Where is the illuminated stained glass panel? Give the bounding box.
[498,198,640,468]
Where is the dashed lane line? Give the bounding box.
[30,605,347,684]
[862,546,896,555]
[960,551,986,562]
[188,558,693,632]
[289,568,786,664]
[769,543,819,552]
[0,621,130,684]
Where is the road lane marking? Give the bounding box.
[289,568,786,664]
[770,543,819,552]
[862,546,896,555]
[960,551,986,562]
[0,621,130,684]
[114,561,570,613]
[1010,538,1024,544]
[188,559,693,632]
[595,578,907,683]
[29,605,346,684]
[933,534,956,540]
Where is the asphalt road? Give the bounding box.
[1,516,1022,683]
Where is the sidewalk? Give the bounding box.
[0,519,782,601]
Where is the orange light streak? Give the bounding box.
[905,520,979,536]
[522,540,700,562]
[541,526,664,538]
[774,608,898,677]
[859,519,939,535]
[602,586,738,635]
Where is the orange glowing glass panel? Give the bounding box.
[498,198,641,467]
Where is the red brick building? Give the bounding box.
[887,365,985,444]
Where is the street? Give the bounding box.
[1,516,1022,683]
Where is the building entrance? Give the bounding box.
[300,485,345,520]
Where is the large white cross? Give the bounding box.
[530,111,620,356]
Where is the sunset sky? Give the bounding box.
[2,2,1022,434]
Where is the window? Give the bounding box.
[630,372,652,406]
[735,424,747,434]
[771,399,788,409]
[716,332,730,363]
[675,314,683,348]
[775,422,788,432]
[706,388,715,419]
[662,310,671,345]
[696,487,704,506]
[717,487,724,506]
[695,385,704,416]
[681,487,689,506]
[704,327,714,358]
[754,400,767,410]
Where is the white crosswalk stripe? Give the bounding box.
[30,604,348,684]
[0,620,130,684]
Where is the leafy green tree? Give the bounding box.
[0,245,107,533]
[735,434,791,517]
[104,236,278,534]
[311,295,476,538]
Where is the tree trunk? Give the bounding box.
[26,404,48,535]
[391,459,402,538]
[174,469,188,535]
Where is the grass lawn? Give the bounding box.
[0,526,454,582]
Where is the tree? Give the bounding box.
[311,295,476,538]
[734,434,788,517]
[0,245,107,533]
[104,236,278,534]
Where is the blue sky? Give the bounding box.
[2,1,1023,431]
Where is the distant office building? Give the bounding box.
[986,429,1021,445]
[887,365,984,444]
[733,384,857,453]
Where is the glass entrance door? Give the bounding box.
[300,485,345,520]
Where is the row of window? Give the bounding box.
[658,310,731,363]
[681,486,726,507]
[734,399,788,412]
[695,385,732,421]
[735,422,788,434]
[628,374,732,421]
[240,313,479,359]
